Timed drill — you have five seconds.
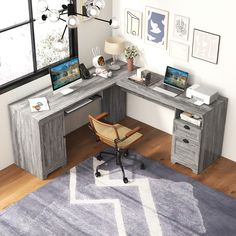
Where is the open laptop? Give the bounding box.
[152,66,188,97]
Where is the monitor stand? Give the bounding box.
[60,88,74,95]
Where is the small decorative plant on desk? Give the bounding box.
[124,46,138,71]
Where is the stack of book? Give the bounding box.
[180,112,202,126]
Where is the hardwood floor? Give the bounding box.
[1,117,236,210]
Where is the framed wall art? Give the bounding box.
[169,41,189,62]
[124,9,142,39]
[192,29,221,64]
[173,14,190,41]
[144,7,169,49]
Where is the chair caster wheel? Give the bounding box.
[96,155,102,161]
[140,163,145,170]
[123,177,128,184]
[123,150,129,157]
[95,171,101,177]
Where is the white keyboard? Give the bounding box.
[152,86,177,97]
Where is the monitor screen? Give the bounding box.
[164,66,188,90]
[50,57,81,92]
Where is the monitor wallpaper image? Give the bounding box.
[50,58,80,90]
[164,67,188,89]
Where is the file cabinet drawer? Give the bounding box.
[172,135,200,166]
[174,119,202,142]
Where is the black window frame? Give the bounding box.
[0,0,78,95]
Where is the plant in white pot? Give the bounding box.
[124,46,138,71]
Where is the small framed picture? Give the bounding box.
[173,15,190,41]
[144,7,169,49]
[192,29,221,64]
[124,9,142,39]
[169,41,189,62]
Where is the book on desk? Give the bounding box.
[28,97,50,112]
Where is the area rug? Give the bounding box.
[0,149,236,236]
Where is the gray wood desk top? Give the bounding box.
[9,65,134,122]
[116,78,227,117]
[10,64,227,121]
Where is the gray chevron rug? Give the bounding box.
[1,149,236,236]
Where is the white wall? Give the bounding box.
[0,0,112,170]
[113,0,236,161]
[78,0,112,66]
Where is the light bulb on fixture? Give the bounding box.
[48,9,60,22]
[86,5,100,17]
[67,15,79,28]
[35,13,47,23]
[38,0,48,12]
[93,0,105,9]
[110,18,119,29]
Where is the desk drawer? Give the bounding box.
[172,135,200,166]
[174,119,202,142]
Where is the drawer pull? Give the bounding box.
[183,139,189,144]
[184,125,190,130]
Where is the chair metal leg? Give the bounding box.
[97,151,116,161]
[122,149,145,170]
[95,152,116,178]
[117,151,128,184]
[95,149,144,183]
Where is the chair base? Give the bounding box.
[95,149,145,184]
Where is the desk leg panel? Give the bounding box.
[9,108,44,179]
[39,112,67,179]
[102,85,126,123]
[9,108,66,179]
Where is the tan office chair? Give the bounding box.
[88,112,145,183]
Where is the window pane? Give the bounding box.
[0,1,29,29]
[34,21,69,69]
[0,25,33,86]
[32,0,70,69]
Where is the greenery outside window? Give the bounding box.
[0,0,78,95]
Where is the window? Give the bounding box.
[0,0,78,94]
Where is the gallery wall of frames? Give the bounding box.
[124,7,220,64]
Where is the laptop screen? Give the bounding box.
[164,66,188,90]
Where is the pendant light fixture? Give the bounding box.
[37,0,119,31]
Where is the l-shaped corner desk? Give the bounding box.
[9,64,228,179]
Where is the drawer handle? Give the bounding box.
[184,125,190,130]
[183,139,189,144]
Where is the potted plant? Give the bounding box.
[124,46,138,71]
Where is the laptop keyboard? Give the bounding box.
[152,86,177,97]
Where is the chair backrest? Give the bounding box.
[88,115,119,147]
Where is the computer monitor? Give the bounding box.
[164,66,188,90]
[50,57,81,95]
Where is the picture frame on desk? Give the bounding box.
[144,7,169,49]
[192,29,221,64]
